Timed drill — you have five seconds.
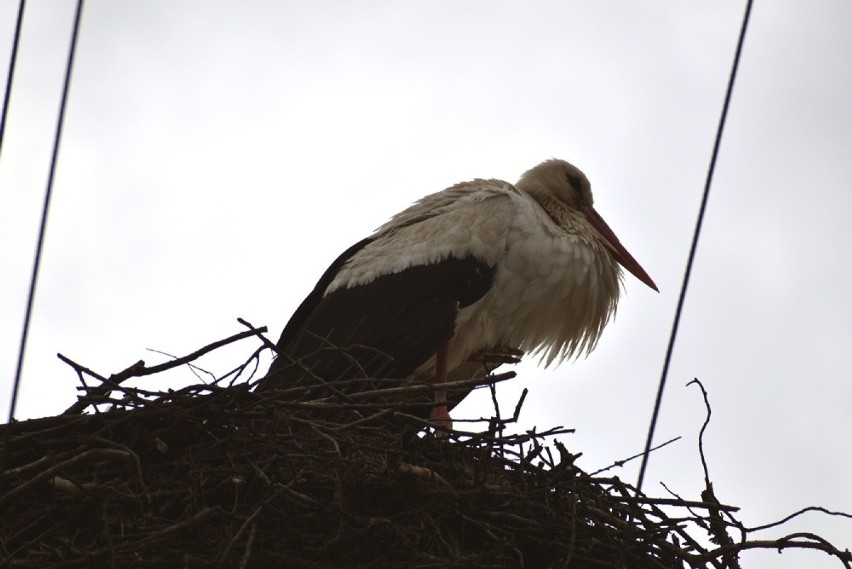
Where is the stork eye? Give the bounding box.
[566,174,582,192]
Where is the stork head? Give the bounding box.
[517,159,658,292]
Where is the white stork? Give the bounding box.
[260,158,657,430]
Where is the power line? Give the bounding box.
[0,0,26,161]
[636,0,754,492]
[8,0,85,423]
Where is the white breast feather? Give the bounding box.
[449,192,622,369]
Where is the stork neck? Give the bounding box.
[524,188,582,234]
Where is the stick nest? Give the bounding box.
[1,326,849,568]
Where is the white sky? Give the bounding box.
[2,2,851,566]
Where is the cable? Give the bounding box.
[0,0,26,161]
[636,0,754,492]
[8,0,85,423]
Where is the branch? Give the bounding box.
[746,506,852,533]
[62,324,268,414]
[0,449,132,507]
[697,533,852,568]
[590,435,681,476]
[686,378,741,568]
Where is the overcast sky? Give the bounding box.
[2,2,851,566]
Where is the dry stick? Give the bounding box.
[145,347,217,383]
[238,317,277,351]
[308,423,342,456]
[215,493,278,569]
[255,400,440,412]
[90,508,219,557]
[561,480,578,569]
[658,479,718,542]
[613,496,739,513]
[90,435,150,504]
[2,455,50,477]
[347,371,515,399]
[2,506,81,562]
[238,520,258,569]
[746,505,852,533]
[61,325,268,414]
[589,436,682,476]
[128,326,269,378]
[256,371,517,407]
[222,345,265,387]
[581,501,694,565]
[511,388,528,422]
[330,408,395,431]
[393,410,573,444]
[397,462,454,490]
[489,381,502,426]
[0,448,132,507]
[687,379,712,485]
[698,534,852,568]
[57,356,149,411]
[687,378,741,569]
[605,476,719,568]
[57,352,109,383]
[255,371,512,401]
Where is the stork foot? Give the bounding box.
[429,404,453,437]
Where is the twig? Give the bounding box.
[133,326,269,378]
[145,347,217,384]
[0,448,132,507]
[216,495,275,569]
[746,505,852,533]
[398,462,454,490]
[511,388,528,422]
[616,496,739,513]
[95,508,218,554]
[62,326,267,414]
[345,371,516,400]
[590,436,681,476]
[237,317,277,351]
[238,520,257,569]
[688,378,740,568]
[698,533,852,568]
[687,378,712,485]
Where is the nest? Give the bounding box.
[1,325,850,568]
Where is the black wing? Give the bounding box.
[258,240,496,394]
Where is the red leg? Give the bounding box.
[429,343,452,434]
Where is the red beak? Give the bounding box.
[581,204,658,292]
